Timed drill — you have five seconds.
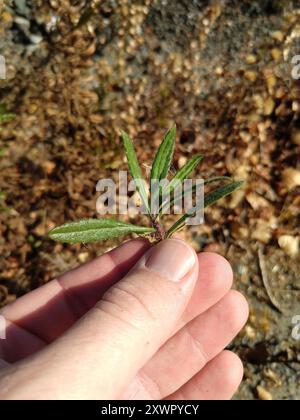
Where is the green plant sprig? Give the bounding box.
[49,125,244,244]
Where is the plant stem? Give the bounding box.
[151,217,166,241]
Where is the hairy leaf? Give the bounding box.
[49,218,155,243]
[150,125,176,182]
[166,181,244,237]
[203,180,244,208]
[121,131,150,213]
[166,154,203,193]
[159,175,232,215]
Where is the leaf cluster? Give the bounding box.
[49,125,243,243]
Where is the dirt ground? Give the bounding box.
[0,0,299,400]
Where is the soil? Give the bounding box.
[0,0,299,400]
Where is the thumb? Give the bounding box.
[6,239,198,400]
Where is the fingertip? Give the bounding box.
[167,349,245,401]
[198,252,233,289]
[224,290,249,332]
[165,238,198,258]
[216,350,244,393]
[143,238,198,284]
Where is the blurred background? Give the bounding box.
[0,0,299,400]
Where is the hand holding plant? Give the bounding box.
[1,125,248,401]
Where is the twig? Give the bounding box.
[258,245,288,315]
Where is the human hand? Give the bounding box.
[0,239,248,400]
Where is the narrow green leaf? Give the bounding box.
[159,175,231,215]
[167,154,203,193]
[121,131,150,213]
[49,218,155,243]
[150,125,176,182]
[166,181,244,237]
[150,125,177,216]
[203,180,244,208]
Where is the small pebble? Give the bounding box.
[246,54,257,64]
[271,31,284,42]
[78,252,89,263]
[278,235,299,257]
[264,97,275,116]
[178,156,188,169]
[245,325,256,340]
[244,71,257,82]
[291,129,300,146]
[282,168,300,191]
[271,48,281,62]
[257,385,273,401]
[215,66,224,76]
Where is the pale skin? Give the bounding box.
[0,238,249,400]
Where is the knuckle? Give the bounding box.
[185,326,208,366]
[98,279,157,330]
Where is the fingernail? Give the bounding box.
[145,239,196,282]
